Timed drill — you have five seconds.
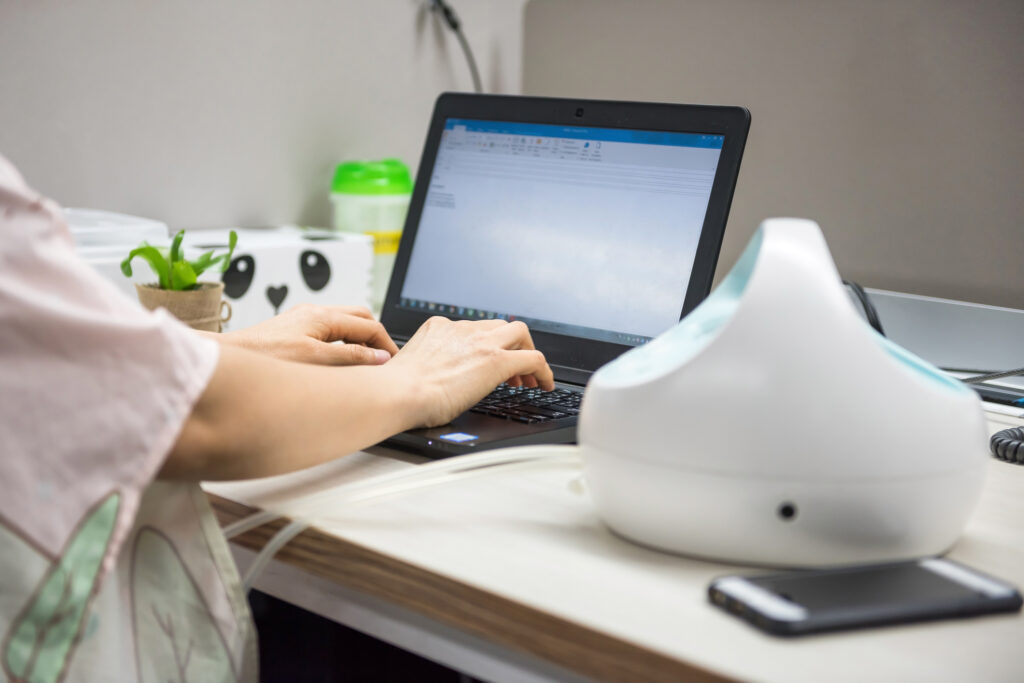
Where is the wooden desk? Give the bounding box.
[206,410,1024,682]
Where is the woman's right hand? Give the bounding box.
[383,316,555,428]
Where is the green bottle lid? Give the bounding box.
[332,159,413,195]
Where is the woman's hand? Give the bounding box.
[382,316,555,428]
[210,304,399,366]
[169,315,553,480]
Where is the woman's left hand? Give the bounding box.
[205,304,399,366]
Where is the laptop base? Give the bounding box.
[382,414,577,459]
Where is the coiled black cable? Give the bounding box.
[991,427,1024,465]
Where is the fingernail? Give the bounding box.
[374,349,391,364]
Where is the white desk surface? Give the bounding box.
[206,409,1024,682]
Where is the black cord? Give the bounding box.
[430,0,483,93]
[940,367,1024,381]
[949,366,1024,407]
[956,366,1024,384]
[940,366,1024,404]
[991,427,1024,465]
[943,367,1005,376]
[833,282,1021,385]
[843,279,885,336]
[836,282,1024,401]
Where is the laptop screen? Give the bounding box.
[396,118,725,345]
[382,95,749,379]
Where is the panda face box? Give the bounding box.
[182,228,373,331]
[223,249,331,313]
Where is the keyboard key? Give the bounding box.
[471,383,582,421]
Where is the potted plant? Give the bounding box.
[121,229,238,331]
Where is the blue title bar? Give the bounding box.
[445,118,724,149]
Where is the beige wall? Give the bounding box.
[4,1,1020,308]
[0,0,527,229]
[523,0,1023,308]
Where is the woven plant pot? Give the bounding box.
[135,282,232,332]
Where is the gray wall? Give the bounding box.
[523,0,1024,309]
[0,0,526,229]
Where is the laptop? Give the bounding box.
[379,93,749,458]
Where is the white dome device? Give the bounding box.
[580,218,989,567]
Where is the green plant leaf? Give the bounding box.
[170,260,197,291]
[189,250,215,273]
[169,230,185,265]
[120,245,171,289]
[189,251,217,279]
[189,230,238,279]
[4,493,120,683]
[222,230,238,272]
[203,231,239,276]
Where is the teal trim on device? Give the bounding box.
[878,336,971,394]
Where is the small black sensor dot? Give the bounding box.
[778,502,797,520]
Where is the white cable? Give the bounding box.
[223,510,279,540]
[241,519,309,593]
[297,445,579,515]
[306,451,582,523]
[237,445,581,593]
[226,445,579,537]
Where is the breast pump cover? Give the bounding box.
[579,218,989,568]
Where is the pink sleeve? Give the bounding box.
[0,154,219,576]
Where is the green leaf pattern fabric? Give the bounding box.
[2,485,254,681]
[3,493,119,683]
[131,528,237,683]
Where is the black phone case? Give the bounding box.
[708,560,1023,637]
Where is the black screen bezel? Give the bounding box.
[381,92,750,380]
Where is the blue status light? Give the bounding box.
[439,432,479,443]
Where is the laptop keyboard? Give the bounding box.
[469,384,583,424]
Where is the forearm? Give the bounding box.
[166,316,554,480]
[162,344,423,480]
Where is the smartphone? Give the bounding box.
[708,558,1022,636]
